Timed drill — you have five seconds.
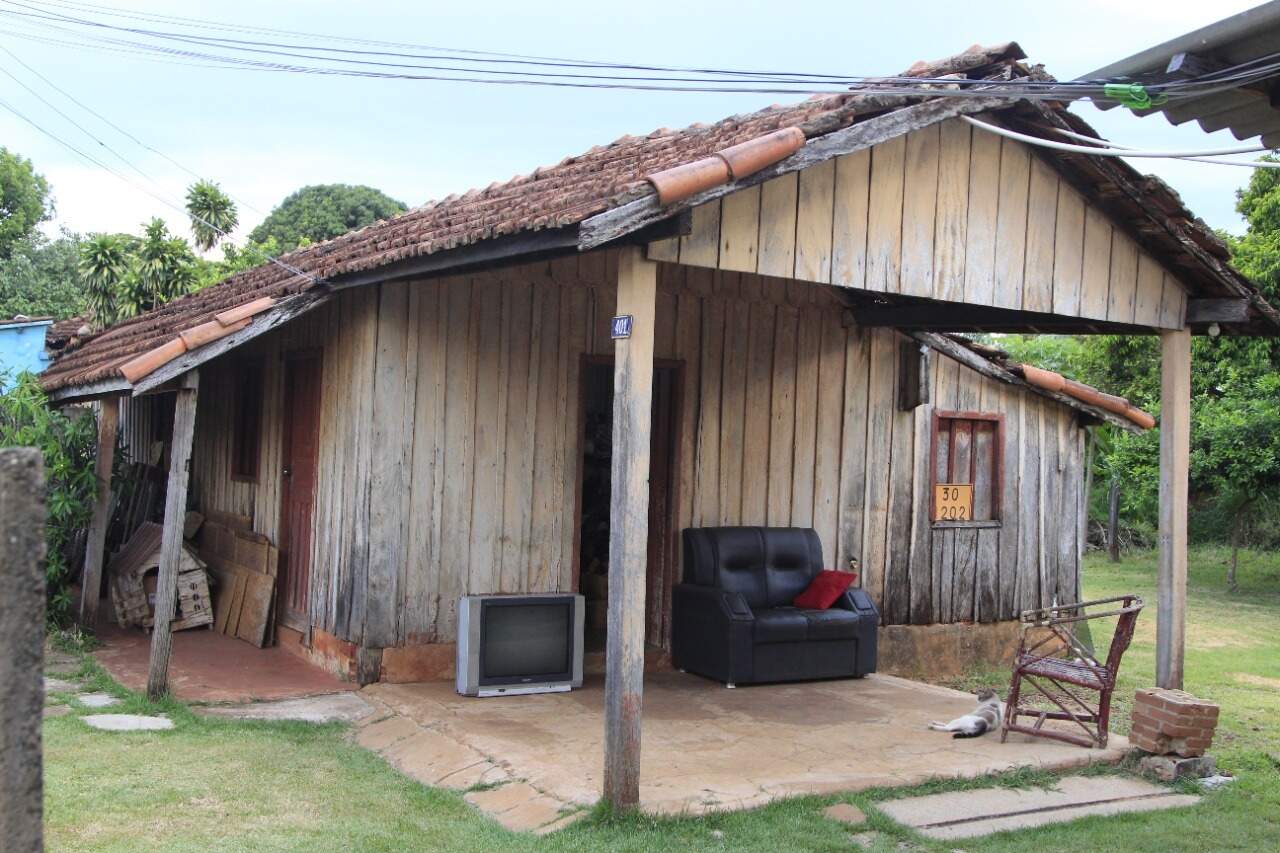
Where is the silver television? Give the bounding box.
[456,593,585,697]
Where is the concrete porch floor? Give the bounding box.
[360,671,1129,817]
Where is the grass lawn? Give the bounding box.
[44,547,1280,852]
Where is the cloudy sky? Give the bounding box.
[1,0,1267,249]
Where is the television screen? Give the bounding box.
[481,602,572,682]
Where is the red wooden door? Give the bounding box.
[278,355,322,630]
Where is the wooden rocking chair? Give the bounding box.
[1001,594,1144,749]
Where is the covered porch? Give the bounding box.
[357,671,1127,820]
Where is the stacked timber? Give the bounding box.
[197,513,279,648]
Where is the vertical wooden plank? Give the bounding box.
[1039,398,1058,609]
[694,281,724,525]
[528,282,563,592]
[962,126,1001,306]
[767,306,798,525]
[790,310,820,529]
[1056,415,1080,605]
[674,282,702,570]
[860,330,895,613]
[604,246,657,809]
[1051,183,1086,317]
[468,280,504,598]
[1108,232,1139,325]
[1080,207,1113,321]
[679,200,721,268]
[439,281,478,634]
[79,395,119,629]
[865,135,906,293]
[719,186,761,273]
[907,397,933,625]
[934,118,971,303]
[561,283,590,591]
[742,301,775,523]
[146,373,198,699]
[1159,273,1188,329]
[812,310,845,555]
[992,138,1031,310]
[1134,252,1165,327]
[795,159,835,283]
[647,237,679,263]
[1017,395,1041,612]
[900,124,940,299]
[831,149,871,289]
[497,281,534,593]
[757,174,799,278]
[718,296,749,524]
[1158,328,1190,689]
[997,387,1021,620]
[1021,158,1059,314]
[884,339,914,624]
[837,325,871,574]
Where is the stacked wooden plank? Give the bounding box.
[197,513,279,648]
[108,522,213,631]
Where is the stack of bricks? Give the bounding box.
[1130,688,1219,756]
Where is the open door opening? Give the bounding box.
[577,358,680,653]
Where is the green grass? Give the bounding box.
[44,547,1280,851]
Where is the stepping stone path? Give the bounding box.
[76,692,121,709]
[197,692,374,724]
[82,714,174,732]
[877,775,1200,840]
[43,677,78,693]
[354,694,584,834]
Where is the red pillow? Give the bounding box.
[793,570,857,610]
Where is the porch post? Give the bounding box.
[1157,329,1190,689]
[78,394,119,630]
[146,371,199,699]
[603,246,658,809]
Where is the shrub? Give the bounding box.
[0,372,97,625]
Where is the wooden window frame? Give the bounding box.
[230,359,264,483]
[930,410,1004,529]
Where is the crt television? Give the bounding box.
[456,593,585,697]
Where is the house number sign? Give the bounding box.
[933,483,973,522]
[610,314,634,339]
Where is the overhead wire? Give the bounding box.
[1048,125,1280,169]
[960,116,1269,159]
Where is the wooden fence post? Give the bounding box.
[78,394,119,629]
[147,372,200,699]
[0,448,46,852]
[1157,329,1190,690]
[1107,479,1120,563]
[603,246,657,809]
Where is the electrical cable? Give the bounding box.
[1048,125,1280,169]
[0,97,320,283]
[960,116,1268,159]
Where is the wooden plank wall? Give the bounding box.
[650,118,1189,330]
[183,255,1086,646]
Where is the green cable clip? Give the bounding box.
[1103,83,1168,111]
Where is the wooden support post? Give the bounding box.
[0,449,46,852]
[78,395,119,630]
[603,246,658,809]
[146,372,199,699]
[1157,330,1190,690]
[1107,479,1121,563]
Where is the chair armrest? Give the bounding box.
[835,588,878,619]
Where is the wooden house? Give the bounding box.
[44,43,1278,807]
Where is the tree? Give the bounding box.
[121,218,198,318]
[185,180,238,252]
[79,233,130,327]
[0,147,52,259]
[248,184,406,252]
[0,229,86,319]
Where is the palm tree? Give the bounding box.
[78,234,128,328]
[185,180,238,252]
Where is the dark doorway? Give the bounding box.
[577,358,681,652]
[278,353,322,631]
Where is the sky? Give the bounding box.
[1,0,1269,250]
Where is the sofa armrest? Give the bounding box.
[674,583,753,622]
[835,588,879,675]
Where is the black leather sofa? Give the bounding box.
[672,527,878,686]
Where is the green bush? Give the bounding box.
[0,372,97,625]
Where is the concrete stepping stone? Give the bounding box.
[877,775,1200,840]
[43,677,78,693]
[465,782,574,833]
[82,714,174,732]
[198,692,373,724]
[76,692,121,709]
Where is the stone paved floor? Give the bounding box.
[358,672,1129,825]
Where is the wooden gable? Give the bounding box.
[650,117,1188,330]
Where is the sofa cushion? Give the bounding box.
[793,570,857,610]
[801,608,862,641]
[761,527,823,607]
[708,528,767,608]
[753,609,809,644]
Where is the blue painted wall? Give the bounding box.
[0,320,54,390]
